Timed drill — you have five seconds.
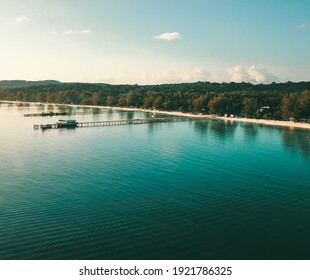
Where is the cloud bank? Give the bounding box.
[140,67,214,84]
[153,32,182,41]
[228,65,277,83]
[182,67,212,82]
[15,16,30,24]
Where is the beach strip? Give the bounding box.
[30,102,310,131]
[109,106,310,130]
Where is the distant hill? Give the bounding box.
[0,80,61,88]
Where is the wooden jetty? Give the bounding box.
[33,117,205,130]
[25,111,107,117]
[24,111,68,117]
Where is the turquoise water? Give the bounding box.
[0,102,310,260]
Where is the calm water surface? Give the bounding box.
[0,102,309,259]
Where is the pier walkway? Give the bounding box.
[24,111,105,117]
[33,117,210,130]
[25,112,68,117]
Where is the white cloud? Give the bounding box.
[247,66,266,83]
[140,67,215,84]
[228,65,277,84]
[227,66,248,83]
[141,69,178,84]
[182,67,211,82]
[153,32,182,41]
[298,23,310,30]
[63,29,91,35]
[15,16,30,24]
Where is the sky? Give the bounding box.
[0,0,309,84]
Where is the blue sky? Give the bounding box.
[0,0,309,84]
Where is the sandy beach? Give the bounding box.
[105,106,310,130]
[216,116,310,130]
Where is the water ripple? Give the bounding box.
[1,105,310,259]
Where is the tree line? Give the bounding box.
[0,81,309,121]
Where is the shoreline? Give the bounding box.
[2,100,310,130]
[77,104,310,130]
[216,116,310,130]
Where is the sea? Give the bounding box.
[0,102,309,260]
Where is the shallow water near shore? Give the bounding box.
[0,102,310,260]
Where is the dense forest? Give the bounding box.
[0,80,310,122]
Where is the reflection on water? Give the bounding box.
[35,103,45,109]
[193,119,238,140]
[1,103,310,260]
[14,102,26,107]
[281,128,310,157]
[242,123,258,139]
[193,118,310,158]
[56,104,69,112]
[47,104,55,111]
[194,120,310,157]
[118,110,135,119]
[208,119,238,141]
[193,120,209,134]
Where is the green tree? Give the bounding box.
[153,96,163,109]
[144,91,155,108]
[280,93,299,119]
[106,95,115,106]
[117,95,127,107]
[125,91,134,107]
[92,92,100,105]
[192,95,208,113]
[208,94,230,115]
[298,90,310,118]
[243,98,258,117]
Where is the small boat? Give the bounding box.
[56,119,78,128]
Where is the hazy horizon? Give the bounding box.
[1,78,310,87]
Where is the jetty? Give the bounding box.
[24,111,107,117]
[24,111,68,117]
[33,117,208,130]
